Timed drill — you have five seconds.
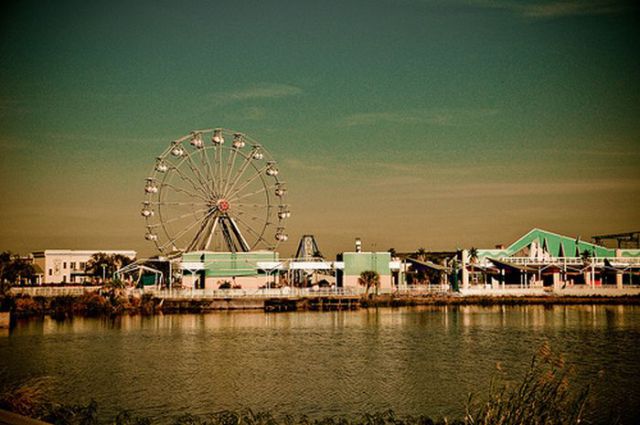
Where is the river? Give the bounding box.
[2,305,639,423]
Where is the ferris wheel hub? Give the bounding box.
[217,199,230,213]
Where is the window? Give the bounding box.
[79,262,85,270]
[63,262,67,269]
[49,269,52,276]
[70,262,76,270]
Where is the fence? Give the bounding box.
[10,286,101,297]
[138,286,364,299]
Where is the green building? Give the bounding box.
[181,251,279,289]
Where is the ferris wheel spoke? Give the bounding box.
[233,214,270,246]
[149,201,209,206]
[227,183,276,203]
[172,165,211,198]
[224,165,268,200]
[148,207,211,228]
[159,208,217,251]
[200,147,216,195]
[234,202,269,209]
[213,144,222,196]
[235,212,267,223]
[221,148,240,195]
[223,154,255,200]
[162,183,210,202]
[184,151,212,196]
[218,145,224,197]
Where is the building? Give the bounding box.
[180,251,280,290]
[462,229,640,288]
[337,251,396,291]
[32,250,137,284]
[178,248,402,292]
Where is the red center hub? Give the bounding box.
[217,199,230,212]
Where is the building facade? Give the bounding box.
[32,250,137,284]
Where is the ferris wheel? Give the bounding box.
[142,128,289,255]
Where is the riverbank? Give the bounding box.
[3,289,640,318]
[367,293,640,307]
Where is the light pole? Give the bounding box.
[101,264,106,282]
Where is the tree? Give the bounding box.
[0,251,12,283]
[4,258,35,285]
[388,248,397,258]
[469,247,479,284]
[358,270,380,296]
[415,247,427,262]
[580,249,592,264]
[85,253,134,282]
[0,251,35,285]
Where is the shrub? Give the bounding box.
[13,295,43,317]
[50,295,75,320]
[73,292,110,317]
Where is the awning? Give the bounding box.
[406,258,450,272]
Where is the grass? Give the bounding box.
[464,342,590,425]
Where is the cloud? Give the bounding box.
[283,158,328,172]
[421,178,639,200]
[211,83,303,105]
[464,0,628,19]
[340,108,498,127]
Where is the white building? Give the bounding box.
[32,250,137,284]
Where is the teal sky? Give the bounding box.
[1,0,639,257]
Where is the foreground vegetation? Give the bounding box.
[1,343,600,424]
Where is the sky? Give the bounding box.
[1,0,639,258]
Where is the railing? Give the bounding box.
[10,286,101,297]
[395,284,450,295]
[499,257,640,266]
[141,287,364,299]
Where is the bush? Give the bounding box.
[73,292,110,317]
[13,295,43,317]
[50,295,75,320]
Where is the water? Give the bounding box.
[2,305,640,423]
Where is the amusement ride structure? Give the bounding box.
[142,128,289,256]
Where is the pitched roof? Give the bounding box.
[479,228,616,258]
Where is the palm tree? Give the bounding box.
[388,248,397,259]
[580,249,592,264]
[581,249,593,286]
[469,247,479,284]
[358,270,380,296]
[415,247,427,262]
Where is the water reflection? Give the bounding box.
[1,306,639,423]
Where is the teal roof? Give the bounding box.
[477,228,618,258]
